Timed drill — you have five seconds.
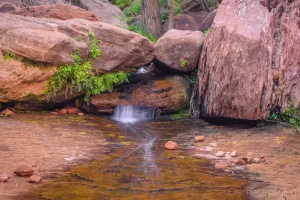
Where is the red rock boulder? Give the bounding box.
[155,29,205,72]
[198,0,300,120]
[10,4,99,21]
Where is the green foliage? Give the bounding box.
[113,0,132,9]
[173,0,182,15]
[170,108,189,120]
[124,0,140,17]
[128,24,157,42]
[46,32,129,102]
[180,58,187,67]
[88,32,101,59]
[2,51,51,67]
[207,0,218,9]
[3,51,17,61]
[204,28,210,36]
[269,105,300,133]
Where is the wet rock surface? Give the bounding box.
[87,76,189,114]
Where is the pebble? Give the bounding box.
[236,158,246,165]
[215,163,228,170]
[194,136,205,143]
[165,141,179,150]
[78,112,84,116]
[230,151,237,157]
[215,151,226,157]
[0,174,9,183]
[57,109,67,115]
[28,175,42,183]
[253,157,261,163]
[14,166,34,176]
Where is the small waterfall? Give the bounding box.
[112,105,155,123]
[136,67,147,74]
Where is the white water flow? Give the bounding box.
[112,105,155,123]
[136,66,147,74]
[112,105,159,179]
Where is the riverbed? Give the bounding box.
[0,112,299,200]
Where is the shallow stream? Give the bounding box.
[16,109,249,200]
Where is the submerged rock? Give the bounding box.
[198,0,300,120]
[87,75,189,114]
[215,162,227,170]
[194,136,205,143]
[28,175,42,183]
[155,29,205,72]
[14,166,34,176]
[215,151,226,157]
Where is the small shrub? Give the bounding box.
[46,32,129,102]
[3,51,17,61]
[204,28,210,36]
[269,105,300,133]
[180,58,187,67]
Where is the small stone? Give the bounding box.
[236,158,246,165]
[57,109,67,115]
[215,163,227,170]
[66,107,79,115]
[260,158,266,163]
[14,166,34,176]
[194,136,205,143]
[78,112,84,116]
[215,151,226,157]
[28,175,42,183]
[230,151,237,157]
[1,108,15,116]
[0,174,9,183]
[247,157,254,164]
[253,157,261,163]
[165,141,179,150]
[49,111,58,115]
[260,155,266,159]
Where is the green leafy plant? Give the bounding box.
[180,58,187,67]
[113,0,132,9]
[269,105,300,133]
[46,32,129,102]
[128,23,157,42]
[204,28,210,36]
[3,51,17,61]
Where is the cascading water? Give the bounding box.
[111,104,159,181]
[112,105,156,123]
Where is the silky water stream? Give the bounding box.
[19,106,249,200]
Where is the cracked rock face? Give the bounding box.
[198,0,300,120]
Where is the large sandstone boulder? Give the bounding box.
[78,0,127,28]
[0,13,154,102]
[10,4,99,21]
[86,76,190,114]
[173,12,209,31]
[198,0,300,120]
[0,0,127,28]
[155,29,205,72]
